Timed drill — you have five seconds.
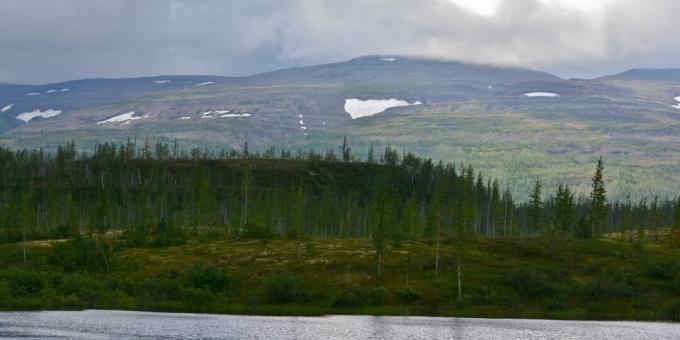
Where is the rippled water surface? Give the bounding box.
[0,310,679,339]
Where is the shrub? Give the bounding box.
[242,223,274,239]
[263,273,305,304]
[183,287,212,306]
[54,224,76,239]
[151,219,186,248]
[0,269,48,296]
[638,258,678,281]
[395,288,420,303]
[508,268,554,298]
[48,236,111,272]
[667,299,680,321]
[186,264,234,293]
[0,280,11,307]
[332,285,391,308]
[583,275,634,299]
[134,278,183,300]
[58,274,103,305]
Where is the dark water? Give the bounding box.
[0,310,678,339]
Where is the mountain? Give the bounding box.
[599,68,680,82]
[2,56,680,199]
[0,55,557,148]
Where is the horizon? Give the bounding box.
[2,54,677,86]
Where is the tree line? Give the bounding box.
[0,138,679,247]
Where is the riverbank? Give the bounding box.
[1,237,680,320]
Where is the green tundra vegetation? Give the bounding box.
[1,139,680,320]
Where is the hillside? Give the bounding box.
[2,237,680,321]
[2,57,680,198]
[0,145,679,320]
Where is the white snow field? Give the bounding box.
[344,98,421,119]
[17,109,62,123]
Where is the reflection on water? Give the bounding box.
[0,310,678,339]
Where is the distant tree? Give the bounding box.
[527,178,543,235]
[620,194,633,242]
[398,192,419,240]
[590,157,607,238]
[637,197,648,241]
[673,196,680,242]
[341,136,351,162]
[192,166,210,231]
[427,177,446,281]
[489,180,501,237]
[371,165,398,277]
[502,187,514,237]
[650,196,665,241]
[554,185,575,235]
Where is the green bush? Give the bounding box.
[0,269,48,296]
[48,236,111,272]
[186,264,234,293]
[58,274,103,305]
[53,224,76,239]
[583,275,634,299]
[99,289,132,309]
[332,285,391,308]
[638,258,678,281]
[183,287,212,306]
[395,288,420,303]
[508,268,554,298]
[0,280,11,307]
[263,273,305,303]
[133,278,183,300]
[242,223,274,239]
[667,299,680,321]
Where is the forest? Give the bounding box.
[0,138,678,245]
[1,138,680,320]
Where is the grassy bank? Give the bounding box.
[1,236,680,320]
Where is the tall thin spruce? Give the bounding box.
[590,157,607,238]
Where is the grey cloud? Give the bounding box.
[1,0,679,84]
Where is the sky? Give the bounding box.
[1,0,679,84]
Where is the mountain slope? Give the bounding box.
[2,57,680,198]
[599,68,680,82]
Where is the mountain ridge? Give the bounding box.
[3,55,680,199]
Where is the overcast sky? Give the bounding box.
[1,0,679,84]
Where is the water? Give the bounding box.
[0,310,678,339]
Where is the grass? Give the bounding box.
[2,235,680,320]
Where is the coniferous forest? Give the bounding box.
[2,139,679,244]
[2,139,680,320]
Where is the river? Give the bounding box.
[0,310,678,339]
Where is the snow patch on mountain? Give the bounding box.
[26,92,40,96]
[154,80,172,84]
[1,104,14,112]
[673,96,680,110]
[194,82,214,87]
[219,113,251,118]
[524,92,559,98]
[97,111,144,125]
[344,98,420,119]
[17,109,62,123]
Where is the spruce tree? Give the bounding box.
[589,157,607,238]
[554,185,575,235]
[527,178,543,235]
[673,196,680,242]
